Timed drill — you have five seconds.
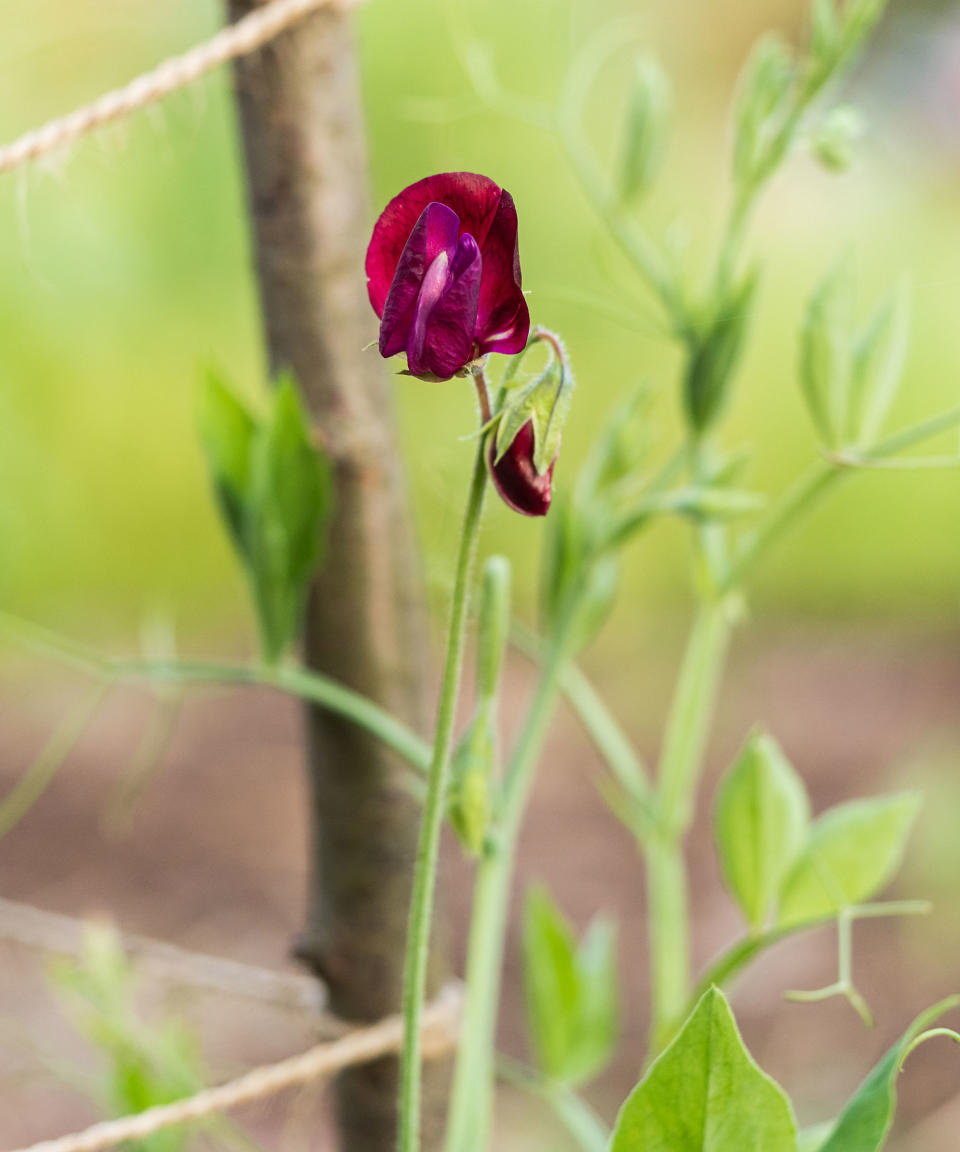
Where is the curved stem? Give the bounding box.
[0,613,433,776]
[399,436,488,1152]
[128,661,432,775]
[685,900,931,1028]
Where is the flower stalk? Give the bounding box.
[399,407,489,1152]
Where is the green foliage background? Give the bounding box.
[1,0,959,640]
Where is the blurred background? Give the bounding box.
[1,0,960,1147]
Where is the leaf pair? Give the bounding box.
[522,887,618,1086]
[800,266,909,452]
[715,729,920,930]
[199,370,333,663]
[610,985,959,1152]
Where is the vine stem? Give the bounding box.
[399,420,488,1152]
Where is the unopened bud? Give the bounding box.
[489,419,556,517]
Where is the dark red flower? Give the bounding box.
[366,173,530,380]
[489,420,555,517]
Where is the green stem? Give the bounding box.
[399,437,488,1152]
[445,643,569,1152]
[645,833,690,1055]
[686,899,931,1023]
[657,602,730,832]
[0,613,432,776]
[725,402,960,591]
[723,460,837,592]
[646,599,730,1055]
[127,661,433,775]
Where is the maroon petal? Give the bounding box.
[475,190,530,356]
[407,234,482,379]
[379,202,460,358]
[489,420,555,517]
[367,173,503,317]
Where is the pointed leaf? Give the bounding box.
[800,265,853,447]
[778,793,921,926]
[850,283,909,448]
[246,374,333,662]
[198,369,257,558]
[715,731,810,929]
[570,914,619,1084]
[610,987,797,1152]
[522,888,619,1085]
[522,886,582,1081]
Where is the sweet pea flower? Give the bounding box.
[489,419,555,517]
[366,173,530,380]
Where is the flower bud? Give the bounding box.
[812,106,864,172]
[489,419,555,517]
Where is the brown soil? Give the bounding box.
[2,623,960,1150]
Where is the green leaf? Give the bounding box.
[684,271,758,433]
[800,264,853,447]
[715,731,810,929]
[495,347,574,475]
[246,373,333,663]
[522,887,619,1085]
[618,54,671,205]
[733,36,796,191]
[571,914,619,1083]
[777,793,921,926]
[817,997,959,1152]
[523,886,583,1081]
[198,368,257,558]
[849,283,909,448]
[610,987,797,1151]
